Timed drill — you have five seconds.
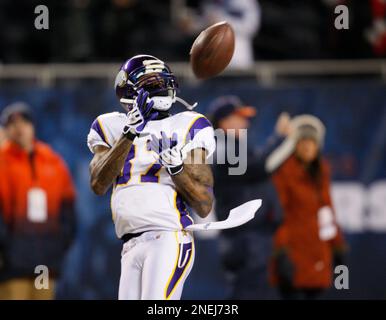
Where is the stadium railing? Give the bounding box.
[0,60,386,86]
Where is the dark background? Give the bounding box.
[0,0,379,63]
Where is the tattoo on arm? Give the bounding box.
[171,148,214,218]
[89,135,134,195]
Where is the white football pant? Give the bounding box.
[118,230,195,300]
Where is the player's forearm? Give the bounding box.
[171,166,214,218]
[90,135,134,195]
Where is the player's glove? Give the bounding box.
[123,89,158,139]
[159,146,184,175]
[148,131,184,175]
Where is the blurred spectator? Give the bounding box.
[209,96,292,298]
[0,0,379,62]
[0,102,77,300]
[366,0,386,56]
[178,0,261,69]
[270,115,347,300]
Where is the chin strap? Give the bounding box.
[120,98,134,111]
[175,97,198,110]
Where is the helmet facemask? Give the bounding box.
[116,58,177,112]
[115,55,198,113]
[137,73,176,111]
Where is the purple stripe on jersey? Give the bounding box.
[116,145,135,185]
[186,117,211,142]
[91,118,109,145]
[176,194,193,229]
[166,242,193,299]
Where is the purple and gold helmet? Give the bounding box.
[114,54,178,111]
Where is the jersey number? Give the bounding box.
[116,145,162,185]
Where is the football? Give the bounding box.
[190,21,235,79]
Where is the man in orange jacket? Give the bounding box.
[0,102,77,300]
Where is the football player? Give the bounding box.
[87,55,216,300]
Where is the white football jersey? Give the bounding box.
[87,110,216,238]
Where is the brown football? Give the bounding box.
[190,21,235,79]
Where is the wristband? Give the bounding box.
[167,164,184,176]
[123,126,138,141]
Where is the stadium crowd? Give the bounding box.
[0,0,382,64]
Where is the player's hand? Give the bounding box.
[275,112,292,137]
[123,89,158,137]
[148,131,184,175]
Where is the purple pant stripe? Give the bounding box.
[166,242,193,298]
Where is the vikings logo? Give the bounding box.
[114,70,128,88]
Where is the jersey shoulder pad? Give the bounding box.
[88,112,126,152]
[182,112,213,142]
[176,112,215,158]
[176,110,211,123]
[95,111,126,126]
